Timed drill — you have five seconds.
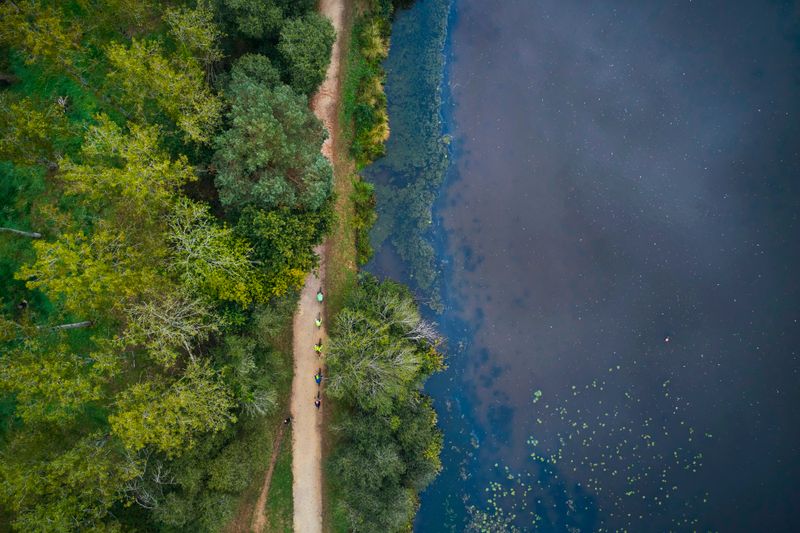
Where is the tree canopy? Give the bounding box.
[213,79,333,212]
[278,13,336,96]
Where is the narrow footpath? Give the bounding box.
[291,0,346,531]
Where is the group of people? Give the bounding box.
[314,287,324,409]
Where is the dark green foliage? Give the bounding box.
[230,53,281,88]
[351,179,378,265]
[278,13,336,96]
[221,0,284,39]
[213,79,333,212]
[327,275,443,531]
[236,203,333,296]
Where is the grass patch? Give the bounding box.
[264,425,293,533]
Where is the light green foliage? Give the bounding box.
[110,361,236,456]
[105,39,222,143]
[16,228,160,317]
[0,93,70,167]
[343,15,391,167]
[62,115,195,218]
[213,80,332,212]
[0,1,82,70]
[327,275,442,413]
[0,338,117,424]
[236,205,331,297]
[164,3,224,66]
[0,430,137,532]
[278,13,336,96]
[168,199,264,306]
[123,290,220,368]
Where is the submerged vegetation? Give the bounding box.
[364,0,452,304]
[0,0,332,530]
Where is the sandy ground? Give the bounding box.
[289,268,326,533]
[291,0,345,531]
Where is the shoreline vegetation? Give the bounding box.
[325,0,446,531]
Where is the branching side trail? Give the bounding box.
[251,422,288,532]
[290,0,346,532]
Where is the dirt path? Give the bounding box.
[291,0,346,531]
[251,423,288,532]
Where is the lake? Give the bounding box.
[366,0,800,530]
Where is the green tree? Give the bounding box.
[221,0,283,39]
[327,276,442,413]
[0,1,82,71]
[236,205,331,297]
[278,13,336,96]
[0,94,70,169]
[105,39,222,143]
[213,81,332,212]
[230,53,281,89]
[0,430,137,532]
[123,290,220,368]
[0,338,118,425]
[326,275,444,532]
[16,228,161,317]
[61,115,195,219]
[164,3,224,69]
[109,361,236,456]
[168,199,264,306]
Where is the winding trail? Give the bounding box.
[291,0,346,531]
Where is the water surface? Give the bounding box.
[370,0,800,530]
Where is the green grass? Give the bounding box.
[265,426,293,532]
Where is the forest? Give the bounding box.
[0,0,441,531]
[0,0,333,530]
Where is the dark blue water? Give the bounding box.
[368,0,800,530]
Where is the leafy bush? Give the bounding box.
[278,13,336,96]
[351,179,378,264]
